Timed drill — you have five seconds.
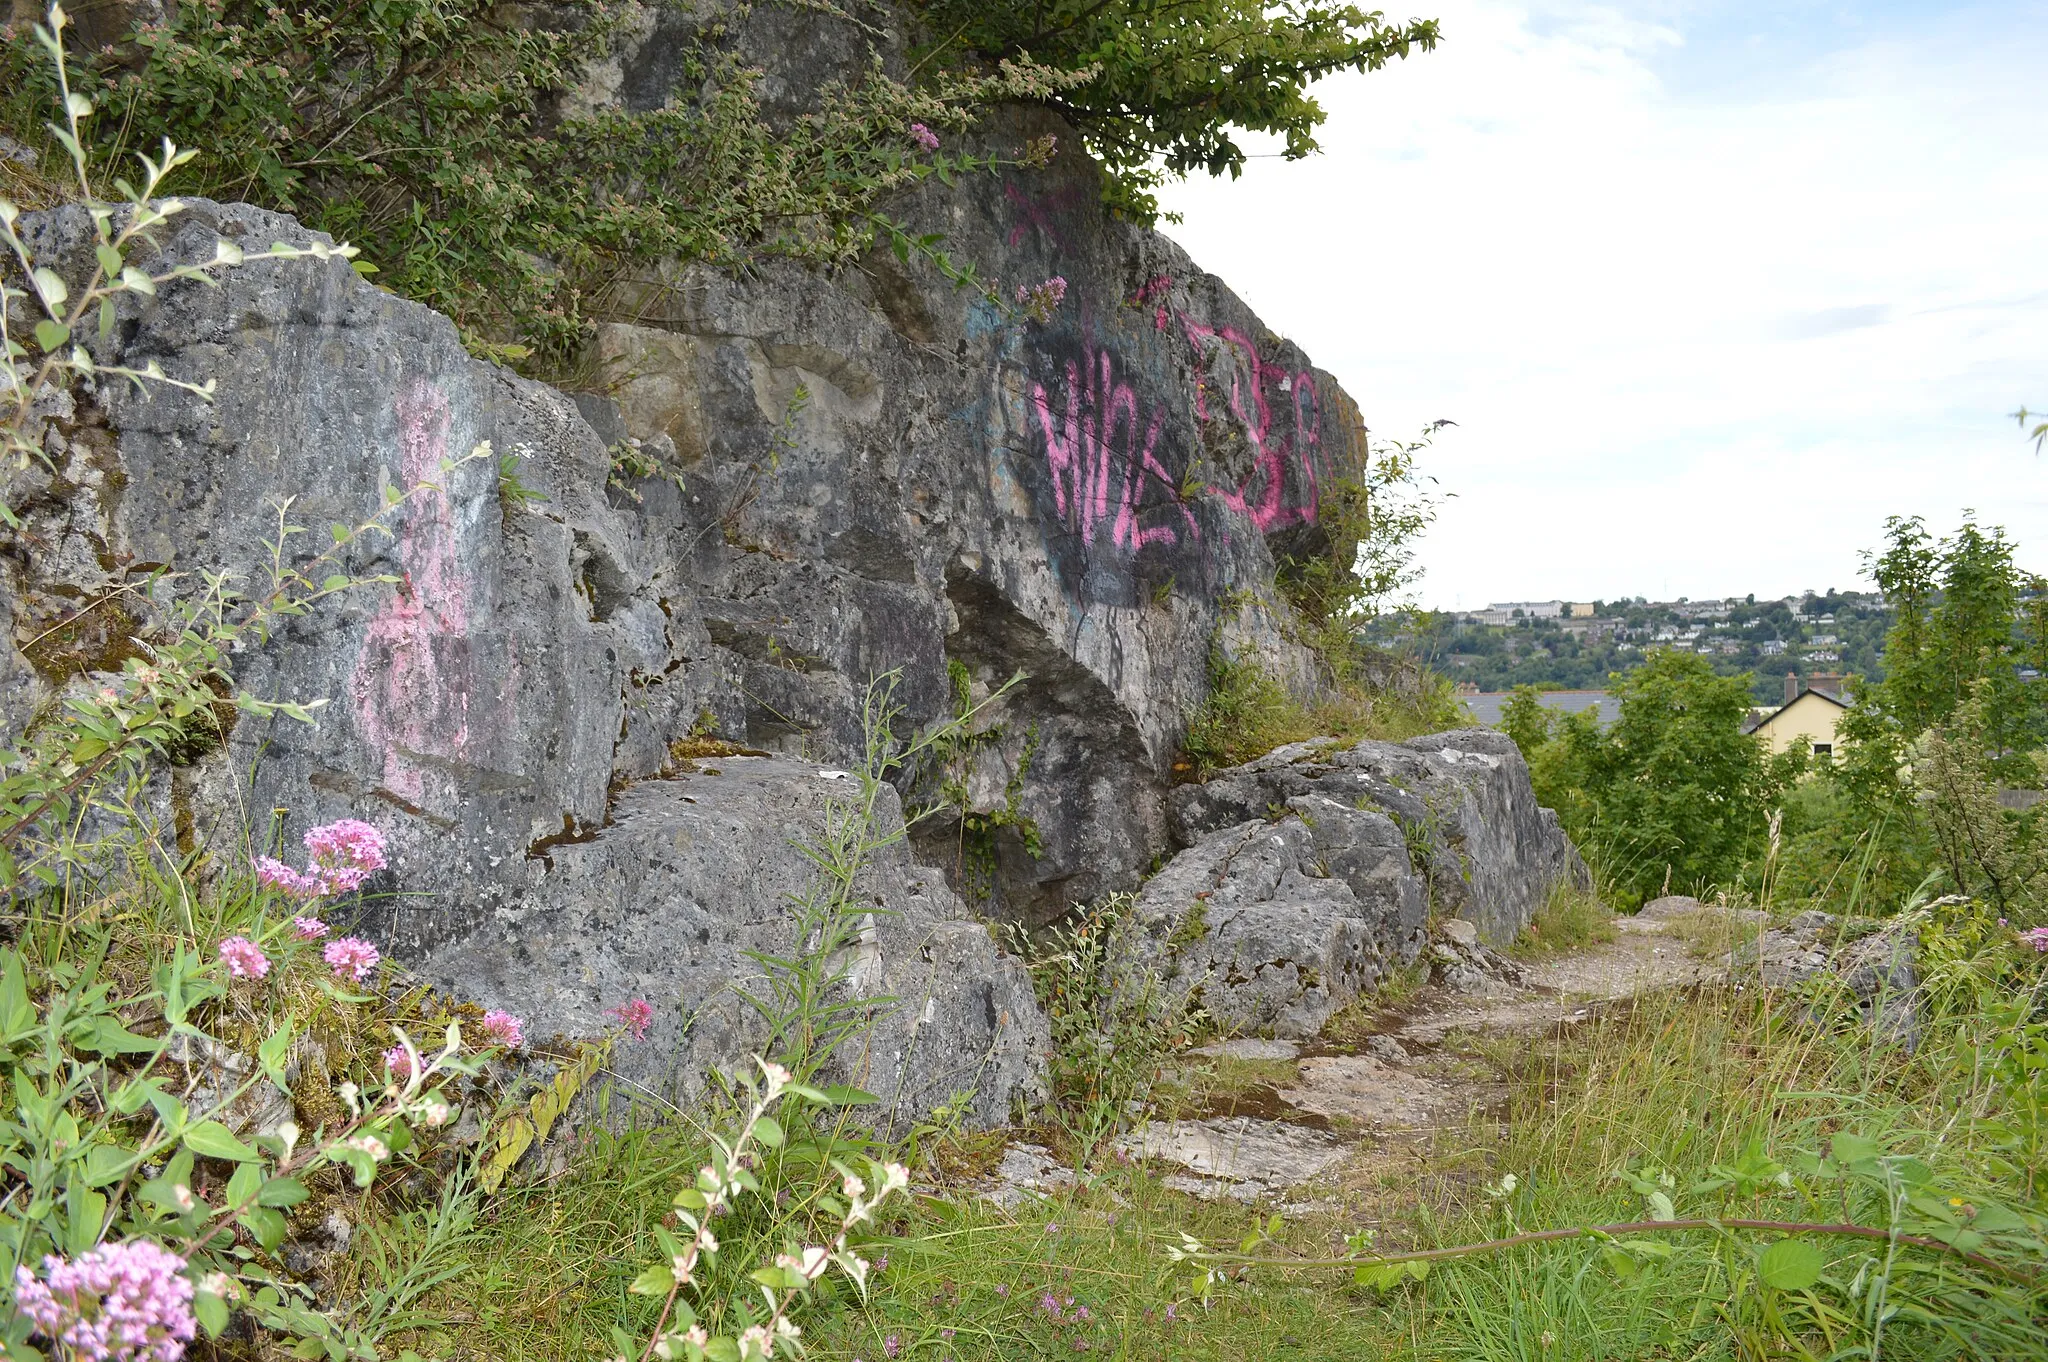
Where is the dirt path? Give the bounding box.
[1089,912,1727,1208]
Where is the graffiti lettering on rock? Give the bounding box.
[1030,345,1200,556]
[351,381,480,804]
[1178,314,1322,534]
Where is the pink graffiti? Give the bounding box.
[1177,314,1322,533]
[1005,183,1088,253]
[1127,275,1174,332]
[350,382,476,803]
[1032,345,1200,552]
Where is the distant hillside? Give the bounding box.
[1369,590,1891,705]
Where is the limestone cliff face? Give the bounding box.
[3,42,1370,1115]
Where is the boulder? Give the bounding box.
[1171,729,1589,945]
[413,755,1049,1127]
[1122,800,1427,1038]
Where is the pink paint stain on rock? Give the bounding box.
[351,381,477,804]
[1177,314,1321,533]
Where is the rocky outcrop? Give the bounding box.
[1173,731,1588,943]
[414,755,1049,1127]
[4,74,1371,1118]
[1726,908,1922,1046]
[1126,732,1584,1037]
[0,13,1580,1119]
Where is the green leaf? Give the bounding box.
[350,259,380,275]
[227,1162,263,1209]
[185,1120,259,1162]
[628,1263,674,1296]
[0,950,33,1037]
[1647,1190,1676,1222]
[240,1205,288,1252]
[258,1176,310,1207]
[1831,1132,1880,1167]
[1757,1238,1824,1291]
[98,295,116,342]
[33,319,69,353]
[1599,1244,1639,1279]
[82,1142,135,1187]
[80,1016,160,1054]
[815,1085,879,1107]
[31,266,68,309]
[704,1338,741,1362]
[194,1287,230,1337]
[258,1021,294,1091]
[753,1115,784,1148]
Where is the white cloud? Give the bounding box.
[1156,0,2048,609]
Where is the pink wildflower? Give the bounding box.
[217,936,269,981]
[1015,275,1069,323]
[323,937,381,984]
[383,1046,416,1082]
[884,1334,901,1359]
[252,856,320,900]
[909,122,939,151]
[2026,925,2048,952]
[303,819,388,895]
[12,1239,197,1362]
[481,1009,525,1049]
[606,998,654,1041]
[293,917,328,940]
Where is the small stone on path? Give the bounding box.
[1119,1117,1344,1199]
[1193,1037,1301,1061]
[1280,1056,1446,1128]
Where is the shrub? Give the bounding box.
[1,0,1074,358]
[916,0,1442,220]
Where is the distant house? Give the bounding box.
[1743,674,1851,759]
[1491,600,1565,620]
[1462,690,1621,730]
[1760,640,1787,656]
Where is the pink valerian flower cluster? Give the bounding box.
[13,1239,197,1362]
[383,1046,416,1082]
[2025,925,2048,952]
[252,819,388,901]
[324,937,381,984]
[481,1009,525,1049]
[1015,275,1069,323]
[216,936,269,981]
[607,997,654,1041]
[293,917,328,940]
[908,122,939,151]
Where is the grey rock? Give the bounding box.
[1171,729,1588,945]
[167,1033,295,1141]
[982,1142,1076,1209]
[412,755,1049,1129]
[1362,1033,1410,1063]
[1193,1037,1300,1061]
[1279,1054,1445,1128]
[1786,910,1838,938]
[1118,1116,1344,1197]
[1122,811,1425,1038]
[1124,728,1576,1034]
[6,24,1411,1123]
[1635,895,1707,921]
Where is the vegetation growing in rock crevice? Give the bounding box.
[0,0,1076,359]
[1,0,1440,357]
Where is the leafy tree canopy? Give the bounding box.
[917,0,1441,218]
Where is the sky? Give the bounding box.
[1155,0,2048,612]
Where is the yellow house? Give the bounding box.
[1744,686,1850,759]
